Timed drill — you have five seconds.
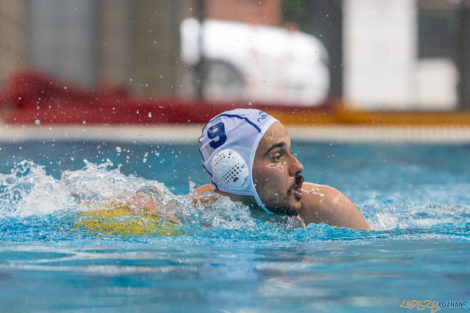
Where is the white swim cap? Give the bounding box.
[199,108,278,214]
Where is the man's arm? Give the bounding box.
[299,183,370,230]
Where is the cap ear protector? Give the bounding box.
[211,149,250,191]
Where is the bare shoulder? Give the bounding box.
[194,184,216,194]
[193,184,220,206]
[299,182,370,230]
[300,183,350,208]
[193,184,244,206]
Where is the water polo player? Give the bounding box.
[196,108,370,230]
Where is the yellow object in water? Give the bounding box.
[73,200,182,236]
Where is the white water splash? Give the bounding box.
[366,202,469,231]
[0,160,261,229]
[61,159,141,202]
[186,193,258,228]
[0,161,74,217]
[1,160,466,231]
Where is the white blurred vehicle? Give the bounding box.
[180,18,330,106]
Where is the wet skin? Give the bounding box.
[251,121,304,216]
[196,122,370,230]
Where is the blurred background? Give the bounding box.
[0,0,469,127]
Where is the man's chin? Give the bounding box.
[267,204,300,217]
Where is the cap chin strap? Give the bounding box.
[253,189,273,215]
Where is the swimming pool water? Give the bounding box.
[0,140,469,312]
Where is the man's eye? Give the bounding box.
[271,153,282,162]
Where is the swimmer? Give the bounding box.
[195,108,370,230]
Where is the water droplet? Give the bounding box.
[148,112,152,118]
[35,120,40,126]
[82,120,86,125]
[115,147,122,153]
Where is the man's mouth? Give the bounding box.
[291,174,304,200]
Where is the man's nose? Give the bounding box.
[289,153,304,175]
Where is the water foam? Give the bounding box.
[0,161,74,217]
[0,160,264,231]
[0,160,468,239]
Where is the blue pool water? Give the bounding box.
[0,140,469,312]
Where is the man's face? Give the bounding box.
[252,122,304,215]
